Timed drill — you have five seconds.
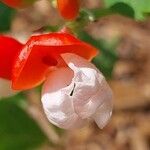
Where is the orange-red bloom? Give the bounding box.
[0,33,98,90]
[0,0,37,8]
[0,34,113,130]
[57,0,80,20]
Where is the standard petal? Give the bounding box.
[12,33,98,90]
[42,67,85,129]
[0,78,17,98]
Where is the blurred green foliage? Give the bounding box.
[90,2,134,20]
[0,94,47,150]
[104,0,150,20]
[0,2,15,32]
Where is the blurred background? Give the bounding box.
[0,0,150,150]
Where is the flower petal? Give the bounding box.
[42,67,85,129]
[61,53,113,121]
[12,33,98,90]
[42,53,112,129]
[0,35,23,80]
[93,97,113,129]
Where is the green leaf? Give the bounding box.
[0,2,15,32]
[104,0,150,20]
[78,31,118,78]
[0,99,47,150]
[110,2,134,18]
[90,3,134,19]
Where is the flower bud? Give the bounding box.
[57,0,80,20]
[42,53,113,129]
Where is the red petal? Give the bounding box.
[0,35,23,80]
[57,0,80,20]
[12,33,98,90]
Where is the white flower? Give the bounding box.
[0,78,17,99]
[41,53,113,129]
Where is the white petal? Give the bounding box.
[42,53,113,129]
[0,78,17,99]
[93,95,113,129]
[42,68,85,129]
[61,53,113,121]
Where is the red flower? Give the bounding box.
[0,33,98,90]
[57,0,80,20]
[0,34,113,130]
[0,0,37,8]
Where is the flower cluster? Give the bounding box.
[0,0,112,129]
[0,32,113,129]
